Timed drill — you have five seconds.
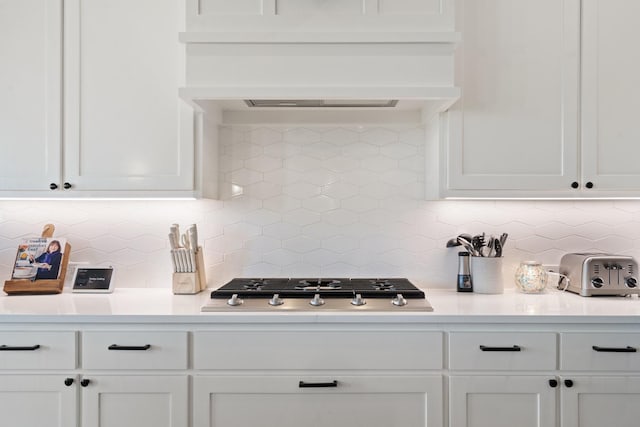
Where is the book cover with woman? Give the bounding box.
[12,238,66,280]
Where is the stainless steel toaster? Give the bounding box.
[558,253,639,296]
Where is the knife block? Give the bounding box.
[172,246,206,294]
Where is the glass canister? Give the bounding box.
[514,261,548,293]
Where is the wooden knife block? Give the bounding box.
[172,247,206,295]
[3,224,71,295]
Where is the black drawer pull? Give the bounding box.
[479,345,521,352]
[299,380,338,388]
[0,344,40,351]
[80,379,90,387]
[592,345,637,353]
[108,344,151,351]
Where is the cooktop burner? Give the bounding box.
[202,278,433,312]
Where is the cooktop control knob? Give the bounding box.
[625,277,638,288]
[392,294,408,307]
[350,293,366,306]
[227,294,243,306]
[269,294,284,306]
[591,277,604,288]
[309,294,325,307]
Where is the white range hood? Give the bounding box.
[179,2,461,123]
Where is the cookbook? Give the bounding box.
[12,237,67,280]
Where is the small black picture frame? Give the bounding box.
[72,267,114,293]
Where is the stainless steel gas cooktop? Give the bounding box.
[201,278,433,312]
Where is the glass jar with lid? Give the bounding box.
[514,261,548,293]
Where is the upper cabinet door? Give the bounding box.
[581,0,640,193]
[63,0,194,193]
[442,0,580,197]
[0,0,62,192]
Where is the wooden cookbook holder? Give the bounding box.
[3,224,71,295]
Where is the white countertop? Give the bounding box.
[0,286,639,324]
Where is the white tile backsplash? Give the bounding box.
[2,124,640,290]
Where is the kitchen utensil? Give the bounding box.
[485,237,494,257]
[170,224,180,245]
[447,233,472,248]
[493,239,502,257]
[457,236,478,256]
[187,224,198,250]
[499,232,508,248]
[472,233,486,256]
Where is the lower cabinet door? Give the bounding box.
[0,375,77,427]
[193,374,443,427]
[449,376,556,427]
[81,375,188,427]
[561,376,640,427]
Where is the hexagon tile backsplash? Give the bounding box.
[2,124,640,290]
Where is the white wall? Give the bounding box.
[1,124,639,290]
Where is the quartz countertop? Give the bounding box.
[0,286,639,324]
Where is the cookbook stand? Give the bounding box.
[3,224,72,295]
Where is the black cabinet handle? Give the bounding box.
[64,378,74,387]
[592,345,637,353]
[0,344,40,351]
[571,182,579,189]
[63,182,72,189]
[479,345,522,352]
[49,183,58,190]
[585,182,594,189]
[80,379,90,387]
[299,380,338,388]
[108,344,151,351]
[548,379,558,388]
[564,379,574,388]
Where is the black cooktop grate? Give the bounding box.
[210,278,424,299]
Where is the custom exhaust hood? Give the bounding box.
[179,3,461,123]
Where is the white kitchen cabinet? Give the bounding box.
[448,331,558,427]
[0,0,62,191]
[0,0,196,197]
[443,0,640,198]
[560,376,640,427]
[81,375,188,427]
[449,375,557,427]
[62,0,194,195]
[193,374,443,427]
[580,0,640,193]
[192,328,444,427]
[0,375,78,427]
[441,0,581,198]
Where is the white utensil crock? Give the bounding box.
[471,257,504,294]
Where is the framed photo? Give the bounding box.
[12,237,67,281]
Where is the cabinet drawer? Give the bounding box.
[82,331,187,370]
[193,330,442,370]
[449,332,557,370]
[0,331,76,370]
[560,333,640,371]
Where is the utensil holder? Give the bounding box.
[470,256,504,294]
[172,246,206,295]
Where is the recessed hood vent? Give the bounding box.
[244,99,399,108]
[180,3,461,122]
